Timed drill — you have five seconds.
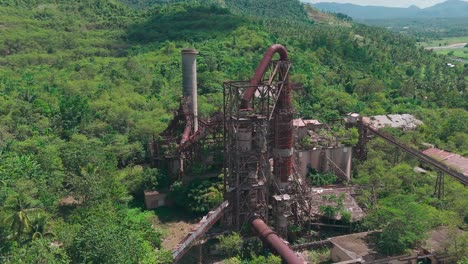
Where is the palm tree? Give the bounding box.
[2,194,41,241]
[26,212,55,243]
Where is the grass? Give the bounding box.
[308,247,332,264]
[437,48,468,60]
[418,36,468,47]
[417,36,468,61]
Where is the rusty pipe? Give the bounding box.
[179,112,223,151]
[239,44,293,184]
[240,44,289,110]
[251,217,303,264]
[180,103,193,145]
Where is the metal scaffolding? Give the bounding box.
[223,60,304,233]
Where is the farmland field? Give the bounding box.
[418,36,468,48]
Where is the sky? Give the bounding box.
[302,0,468,8]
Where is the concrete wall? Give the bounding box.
[298,146,352,180]
[330,243,356,263]
[144,191,167,209]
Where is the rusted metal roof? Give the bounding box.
[422,148,468,177]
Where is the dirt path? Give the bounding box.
[425,42,467,50]
[161,221,198,250]
[149,207,199,251]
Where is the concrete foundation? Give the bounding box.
[298,146,352,180]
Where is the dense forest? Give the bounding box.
[0,0,466,263]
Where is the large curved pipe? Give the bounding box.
[240,44,293,184]
[240,44,289,110]
[251,217,303,264]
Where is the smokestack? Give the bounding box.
[181,48,199,132]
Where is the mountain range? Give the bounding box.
[310,0,468,19]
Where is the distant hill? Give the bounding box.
[122,0,309,20]
[311,0,468,20]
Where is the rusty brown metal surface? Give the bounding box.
[240,44,289,110]
[239,44,294,184]
[180,102,193,145]
[274,111,294,183]
[250,217,303,264]
[172,201,229,263]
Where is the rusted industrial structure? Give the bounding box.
[154,45,467,263]
[161,44,309,263]
[223,44,305,263]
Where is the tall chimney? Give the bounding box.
[181,48,199,132]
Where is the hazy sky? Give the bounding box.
[302,0,467,8]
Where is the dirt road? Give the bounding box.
[425,42,468,50]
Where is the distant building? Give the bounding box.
[362,114,423,131]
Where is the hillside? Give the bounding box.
[123,0,309,20]
[0,0,467,263]
[304,4,351,25]
[312,0,468,20]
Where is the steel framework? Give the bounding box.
[223,60,301,233]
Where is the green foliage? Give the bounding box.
[318,194,351,222]
[120,166,170,203]
[248,255,282,264]
[364,195,439,256]
[58,94,90,139]
[1,192,44,242]
[354,146,402,206]
[225,254,281,264]
[129,4,243,43]
[446,227,468,262]
[186,178,223,214]
[308,247,331,264]
[69,206,161,264]
[0,0,466,261]
[225,0,309,21]
[308,168,337,186]
[169,175,223,214]
[4,238,70,264]
[336,127,359,146]
[218,232,243,258]
[155,249,173,264]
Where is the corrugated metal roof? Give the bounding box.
[423,148,468,176]
[303,119,321,126]
[293,118,306,127]
[293,118,321,128]
[364,114,423,130]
